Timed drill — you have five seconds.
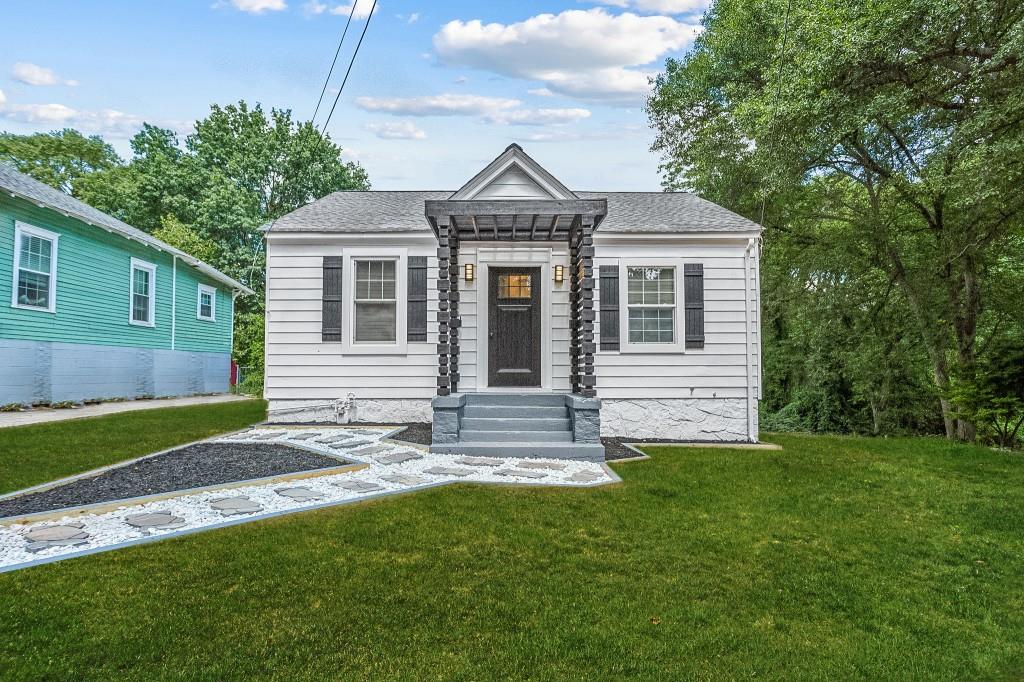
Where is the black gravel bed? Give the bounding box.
[602,437,681,460]
[386,423,432,446]
[0,442,350,519]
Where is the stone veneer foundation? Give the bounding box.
[268,396,758,442]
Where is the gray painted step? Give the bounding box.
[431,442,605,462]
[463,405,568,419]
[460,417,571,432]
[459,430,574,443]
[462,393,567,407]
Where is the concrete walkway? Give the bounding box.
[0,394,253,429]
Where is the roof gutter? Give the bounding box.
[3,186,255,296]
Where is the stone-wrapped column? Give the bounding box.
[436,221,452,396]
[447,224,460,393]
[579,220,596,398]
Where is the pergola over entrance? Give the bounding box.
[424,198,608,399]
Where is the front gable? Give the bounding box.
[449,143,577,201]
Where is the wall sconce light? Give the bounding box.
[463,263,475,282]
[553,264,565,284]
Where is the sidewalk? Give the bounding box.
[0,394,253,429]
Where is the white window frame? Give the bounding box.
[341,248,407,355]
[618,258,685,354]
[11,222,59,314]
[129,257,157,327]
[197,283,216,322]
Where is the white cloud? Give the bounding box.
[0,91,179,138]
[305,0,374,18]
[354,93,592,127]
[433,8,700,104]
[230,0,287,14]
[528,88,554,97]
[355,94,521,117]
[488,108,591,126]
[364,120,427,140]
[407,12,420,24]
[11,62,78,87]
[454,76,468,85]
[597,0,709,14]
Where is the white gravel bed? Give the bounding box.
[0,426,615,572]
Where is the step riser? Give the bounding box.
[459,430,574,443]
[462,393,567,407]
[463,406,568,419]
[430,443,605,462]
[460,418,571,432]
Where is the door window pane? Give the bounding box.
[499,274,532,299]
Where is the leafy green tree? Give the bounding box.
[0,129,121,193]
[648,0,1024,441]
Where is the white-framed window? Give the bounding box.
[354,259,397,343]
[618,260,684,353]
[341,248,407,354]
[129,257,157,327]
[197,284,216,321]
[11,222,59,313]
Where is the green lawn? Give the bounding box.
[2,434,1023,679]
[0,399,267,494]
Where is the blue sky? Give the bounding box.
[1,0,709,190]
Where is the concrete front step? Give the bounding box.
[459,429,573,443]
[463,405,568,419]
[460,417,571,432]
[462,393,568,407]
[430,442,606,462]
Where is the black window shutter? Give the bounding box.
[407,256,428,342]
[322,256,343,342]
[599,265,619,351]
[684,263,705,349]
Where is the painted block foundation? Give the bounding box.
[0,339,230,406]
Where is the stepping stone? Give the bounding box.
[316,433,355,444]
[334,481,385,493]
[287,432,321,441]
[350,445,391,457]
[568,470,605,483]
[276,486,325,502]
[459,456,503,467]
[210,496,263,517]
[124,512,187,530]
[24,523,90,552]
[517,461,566,471]
[375,450,423,465]
[329,439,372,450]
[345,429,378,436]
[252,432,283,440]
[495,469,547,480]
[381,474,429,486]
[423,466,476,477]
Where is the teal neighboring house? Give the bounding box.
[0,163,253,406]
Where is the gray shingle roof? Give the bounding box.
[264,189,761,234]
[0,163,253,293]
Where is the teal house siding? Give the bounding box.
[0,166,250,406]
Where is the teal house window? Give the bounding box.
[12,222,59,313]
[129,258,156,327]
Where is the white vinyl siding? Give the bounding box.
[264,235,760,403]
[595,239,760,399]
[129,258,156,327]
[11,222,58,313]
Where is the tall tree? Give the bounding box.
[0,129,121,193]
[648,0,1024,440]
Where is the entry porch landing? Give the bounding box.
[425,198,607,462]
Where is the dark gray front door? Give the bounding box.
[488,267,541,387]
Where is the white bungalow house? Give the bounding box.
[263,144,762,461]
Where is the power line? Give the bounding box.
[311,0,359,127]
[248,0,378,292]
[757,0,794,225]
[317,0,378,142]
